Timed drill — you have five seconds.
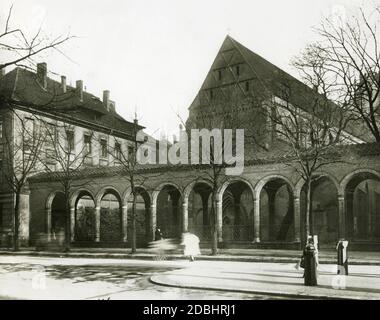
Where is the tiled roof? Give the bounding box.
[190,36,372,142]
[0,67,143,137]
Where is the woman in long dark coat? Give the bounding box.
[303,238,318,286]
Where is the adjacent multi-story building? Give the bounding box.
[0,63,143,244]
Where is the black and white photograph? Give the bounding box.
[1,0,380,310]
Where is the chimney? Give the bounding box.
[37,62,47,88]
[103,90,110,110]
[61,76,67,93]
[76,80,83,101]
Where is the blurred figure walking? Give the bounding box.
[181,232,201,262]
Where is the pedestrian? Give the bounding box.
[302,237,318,284]
[181,232,201,262]
[155,227,163,241]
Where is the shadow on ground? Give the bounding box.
[0,263,178,284]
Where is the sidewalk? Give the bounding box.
[150,262,380,300]
[1,247,380,265]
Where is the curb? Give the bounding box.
[1,251,380,266]
[149,275,359,300]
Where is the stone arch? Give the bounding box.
[73,189,96,242]
[340,169,380,193]
[153,182,183,239]
[295,172,341,199]
[46,191,66,240]
[70,188,95,209]
[183,180,213,205]
[217,178,255,243]
[254,174,294,200]
[123,186,152,246]
[97,187,123,243]
[95,186,122,207]
[152,182,183,205]
[296,173,341,245]
[46,190,65,210]
[256,175,295,242]
[185,180,213,241]
[342,169,380,242]
[122,185,152,207]
[217,177,255,203]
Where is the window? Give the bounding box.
[245,81,249,92]
[24,118,35,152]
[84,134,92,155]
[218,70,222,80]
[24,118,35,134]
[46,123,56,147]
[100,139,107,158]
[236,65,240,76]
[115,142,122,160]
[210,90,214,100]
[66,130,75,153]
[45,148,56,164]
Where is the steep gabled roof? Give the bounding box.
[189,35,372,142]
[0,67,143,137]
[190,35,323,109]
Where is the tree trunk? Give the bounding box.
[277,185,294,241]
[131,192,137,254]
[64,196,71,252]
[211,191,218,256]
[13,192,20,251]
[305,178,312,245]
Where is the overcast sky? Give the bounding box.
[0,0,369,138]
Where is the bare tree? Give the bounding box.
[1,109,46,250]
[109,119,162,253]
[0,5,76,115]
[183,52,259,255]
[109,119,141,253]
[38,120,93,251]
[0,5,73,71]
[306,4,380,143]
[267,51,353,242]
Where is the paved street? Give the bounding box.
[1,255,380,300]
[0,255,295,300]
